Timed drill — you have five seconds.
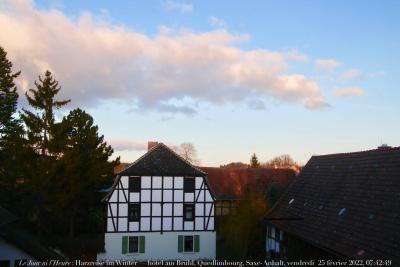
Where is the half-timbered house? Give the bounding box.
[97,142,216,260]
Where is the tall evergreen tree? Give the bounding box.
[20,70,70,236]
[54,108,119,237]
[0,46,22,146]
[21,70,70,154]
[0,46,25,210]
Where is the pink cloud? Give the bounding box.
[0,0,327,112]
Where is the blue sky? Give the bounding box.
[1,0,399,166]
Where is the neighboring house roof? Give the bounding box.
[200,167,296,200]
[118,143,206,177]
[265,146,400,262]
[113,163,130,174]
[0,207,65,260]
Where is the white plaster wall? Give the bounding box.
[164,177,173,188]
[97,232,216,261]
[120,176,128,189]
[0,238,35,266]
[142,176,151,188]
[175,177,183,188]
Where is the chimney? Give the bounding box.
[148,141,158,151]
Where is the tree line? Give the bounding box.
[220,153,300,169]
[0,46,119,249]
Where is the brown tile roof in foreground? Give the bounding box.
[200,167,296,200]
[266,146,400,262]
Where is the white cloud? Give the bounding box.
[209,16,226,28]
[163,0,193,13]
[0,0,327,113]
[108,139,147,151]
[284,50,309,63]
[315,59,341,71]
[340,69,362,80]
[369,70,385,78]
[332,87,364,97]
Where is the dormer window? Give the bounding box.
[129,177,141,192]
[184,177,195,193]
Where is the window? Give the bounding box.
[184,177,195,193]
[129,236,139,253]
[183,204,195,221]
[266,224,284,259]
[178,235,200,253]
[184,236,194,252]
[128,203,140,221]
[122,236,145,254]
[215,201,222,216]
[215,200,236,216]
[129,177,141,192]
[338,207,347,216]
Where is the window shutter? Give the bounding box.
[194,235,200,252]
[139,236,145,253]
[122,236,128,254]
[178,235,183,252]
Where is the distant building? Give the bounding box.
[265,146,400,264]
[98,142,216,260]
[200,167,296,217]
[0,207,64,266]
[201,167,296,259]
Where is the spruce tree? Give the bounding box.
[21,70,70,154]
[0,46,21,145]
[20,70,70,236]
[250,153,260,168]
[0,46,25,210]
[55,108,119,237]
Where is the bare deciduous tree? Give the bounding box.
[264,154,297,168]
[173,142,200,165]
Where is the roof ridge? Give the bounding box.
[200,166,294,171]
[116,142,163,175]
[312,146,400,158]
[159,143,206,175]
[117,142,206,176]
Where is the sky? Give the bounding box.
[0,0,399,166]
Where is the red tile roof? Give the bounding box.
[113,163,130,174]
[200,167,296,200]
